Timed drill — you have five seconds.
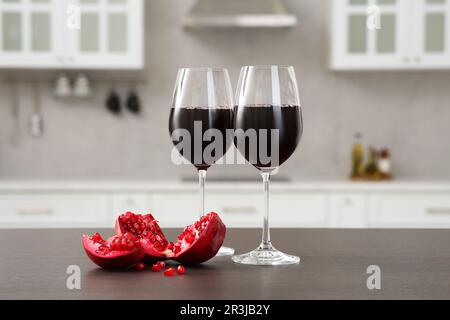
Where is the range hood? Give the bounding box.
[183,0,297,29]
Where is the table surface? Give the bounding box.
[1,228,449,300]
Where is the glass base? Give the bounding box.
[216,246,235,257]
[232,243,300,266]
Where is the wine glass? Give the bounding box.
[233,65,303,265]
[169,67,235,257]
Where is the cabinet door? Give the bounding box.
[368,192,450,228]
[0,192,109,228]
[413,0,450,68]
[111,193,151,218]
[64,0,143,69]
[0,0,61,68]
[331,0,411,70]
[329,193,368,228]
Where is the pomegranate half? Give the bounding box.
[82,232,144,269]
[115,211,226,265]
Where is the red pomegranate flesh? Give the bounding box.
[82,232,144,269]
[115,211,226,265]
[115,212,171,262]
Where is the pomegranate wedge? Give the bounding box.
[171,212,226,264]
[115,211,226,265]
[82,232,144,269]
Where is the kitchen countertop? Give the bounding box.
[1,228,449,299]
[1,179,450,192]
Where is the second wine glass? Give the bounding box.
[169,67,235,257]
[233,65,303,265]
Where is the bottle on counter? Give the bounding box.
[365,146,381,180]
[351,132,365,180]
[378,148,392,180]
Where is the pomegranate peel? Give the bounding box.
[82,232,144,270]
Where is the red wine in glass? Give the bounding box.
[169,106,234,170]
[234,104,302,169]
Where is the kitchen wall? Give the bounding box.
[0,0,449,181]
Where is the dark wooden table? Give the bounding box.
[1,229,449,300]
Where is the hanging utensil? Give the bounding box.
[126,86,141,114]
[106,89,121,115]
[9,79,20,145]
[29,82,44,138]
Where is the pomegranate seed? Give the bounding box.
[157,261,166,269]
[135,263,146,271]
[177,265,185,275]
[164,267,175,277]
[151,263,161,272]
[91,233,103,242]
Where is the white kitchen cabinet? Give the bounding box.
[110,193,151,218]
[150,191,263,228]
[368,192,450,227]
[413,0,450,68]
[329,193,368,228]
[0,0,143,69]
[0,192,109,228]
[151,191,328,228]
[270,192,328,228]
[1,182,450,229]
[0,0,60,68]
[331,0,450,70]
[65,0,144,69]
[150,192,199,228]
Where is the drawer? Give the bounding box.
[369,193,450,228]
[0,193,109,228]
[151,191,328,228]
[270,192,328,227]
[329,193,368,228]
[150,192,198,227]
[111,193,151,218]
[207,192,262,228]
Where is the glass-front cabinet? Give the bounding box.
[0,0,143,69]
[331,0,450,69]
[414,0,450,67]
[0,0,57,67]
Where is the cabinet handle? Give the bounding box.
[221,206,257,214]
[403,56,410,63]
[17,207,54,215]
[414,56,421,63]
[344,198,354,206]
[427,208,450,215]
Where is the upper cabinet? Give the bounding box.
[0,0,144,69]
[331,0,450,70]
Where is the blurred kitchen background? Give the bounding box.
[0,0,450,229]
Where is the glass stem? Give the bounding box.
[198,169,207,218]
[261,172,271,248]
